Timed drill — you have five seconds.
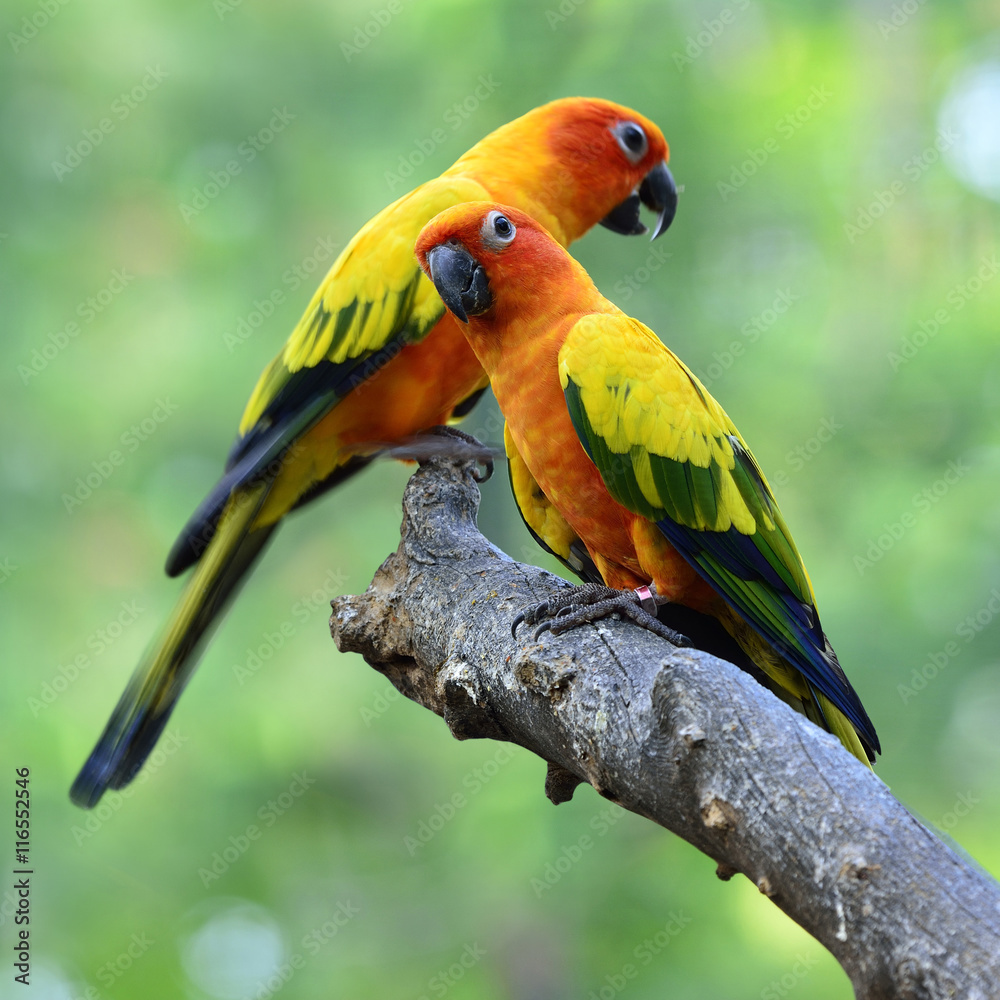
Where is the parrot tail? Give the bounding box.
[70,483,273,809]
[809,689,875,767]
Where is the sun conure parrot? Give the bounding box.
[70,98,679,808]
[414,203,880,766]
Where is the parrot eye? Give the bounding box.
[613,121,648,163]
[482,211,516,248]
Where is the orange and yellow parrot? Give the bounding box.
[415,203,879,765]
[70,98,678,808]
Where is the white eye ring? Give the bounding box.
[612,121,648,164]
[482,210,516,248]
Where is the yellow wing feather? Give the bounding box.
[555,311,879,764]
[558,314,766,537]
[239,175,490,436]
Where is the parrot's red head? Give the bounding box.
[415,202,599,332]
[448,97,677,244]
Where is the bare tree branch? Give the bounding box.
[330,451,1000,1000]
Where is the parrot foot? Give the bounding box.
[511,584,692,646]
[385,426,495,482]
[426,426,494,482]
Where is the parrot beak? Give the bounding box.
[599,161,678,240]
[640,161,678,240]
[425,242,492,324]
[599,190,646,236]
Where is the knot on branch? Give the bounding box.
[437,656,509,741]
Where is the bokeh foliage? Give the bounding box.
[3,0,1000,997]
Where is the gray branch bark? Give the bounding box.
[329,451,1000,1000]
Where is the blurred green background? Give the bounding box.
[4,0,1000,996]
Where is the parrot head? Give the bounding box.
[450,97,678,243]
[416,202,596,327]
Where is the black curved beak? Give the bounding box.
[425,242,492,324]
[599,160,678,241]
[640,160,678,240]
[599,191,645,237]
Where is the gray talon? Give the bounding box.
[511,583,693,648]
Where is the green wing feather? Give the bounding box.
[166,176,491,577]
[238,175,490,439]
[558,313,878,757]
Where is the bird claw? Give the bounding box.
[511,612,526,638]
[511,597,564,636]
[511,584,691,647]
[431,426,494,481]
[391,427,494,481]
[532,621,555,641]
[531,605,582,640]
[473,456,494,483]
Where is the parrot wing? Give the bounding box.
[558,312,879,756]
[166,175,490,575]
